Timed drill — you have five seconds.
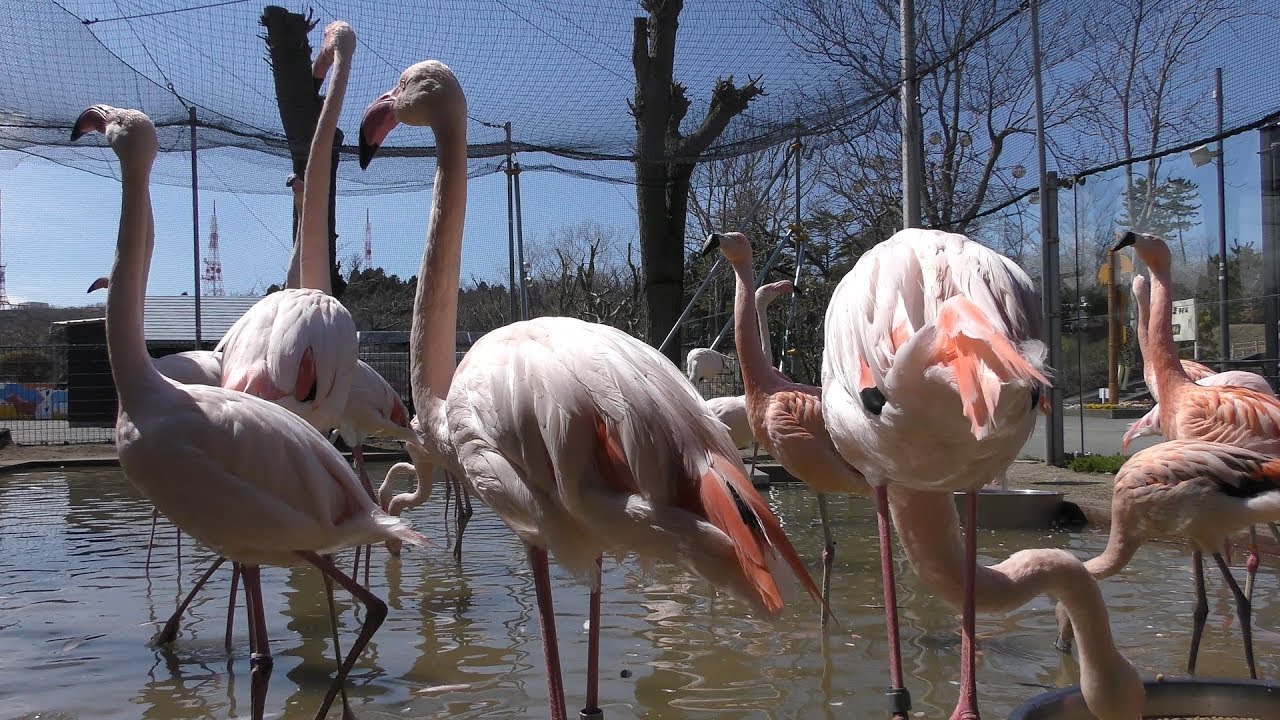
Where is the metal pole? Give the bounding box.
[1215,68,1230,368]
[1261,125,1280,391]
[1031,0,1064,465]
[1073,182,1085,453]
[189,107,203,350]
[658,144,798,355]
[505,122,518,322]
[782,137,805,375]
[513,161,529,321]
[900,0,922,228]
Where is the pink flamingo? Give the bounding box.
[215,21,358,435]
[360,59,822,720]
[888,486,1144,719]
[686,347,731,384]
[71,103,425,720]
[1054,439,1280,679]
[704,231,871,626]
[1131,275,1216,399]
[1122,370,1274,450]
[822,228,1050,719]
[1116,230,1280,605]
[702,279,798,449]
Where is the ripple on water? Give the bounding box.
[1,467,1277,718]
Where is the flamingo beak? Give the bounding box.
[789,283,803,298]
[71,105,110,141]
[699,233,724,258]
[312,47,333,92]
[1112,231,1137,252]
[86,277,109,293]
[359,89,400,170]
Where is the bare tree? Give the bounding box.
[526,222,645,334]
[778,0,1091,232]
[1077,0,1267,233]
[632,0,765,363]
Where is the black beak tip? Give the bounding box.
[1112,231,1137,252]
[699,233,723,258]
[70,127,85,141]
[791,284,804,298]
[358,136,378,171]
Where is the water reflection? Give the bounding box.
[0,466,1276,718]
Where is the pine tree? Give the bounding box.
[1118,176,1203,260]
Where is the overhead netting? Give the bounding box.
[0,0,1272,205]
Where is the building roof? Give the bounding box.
[54,295,262,343]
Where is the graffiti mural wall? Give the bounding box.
[0,383,67,420]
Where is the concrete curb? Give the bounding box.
[0,448,411,475]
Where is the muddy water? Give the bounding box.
[1,466,1276,719]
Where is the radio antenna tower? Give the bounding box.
[0,190,11,309]
[362,208,373,269]
[202,201,225,297]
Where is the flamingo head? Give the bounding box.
[286,172,303,195]
[312,21,355,88]
[698,231,752,265]
[359,60,466,170]
[756,279,798,306]
[1113,230,1170,270]
[71,105,157,159]
[86,277,109,293]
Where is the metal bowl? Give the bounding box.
[953,488,1065,530]
[1010,678,1280,719]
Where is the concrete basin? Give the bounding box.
[1010,677,1280,719]
[953,488,1065,530]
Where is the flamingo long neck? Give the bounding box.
[298,46,351,293]
[755,291,775,364]
[1145,258,1191,400]
[108,159,167,405]
[1082,521,1141,581]
[410,121,467,416]
[1133,283,1157,401]
[728,255,775,396]
[888,488,1134,714]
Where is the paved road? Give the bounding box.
[1020,412,1163,459]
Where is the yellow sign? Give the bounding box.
[1097,253,1134,285]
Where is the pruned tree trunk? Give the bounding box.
[631,0,762,364]
[260,5,345,297]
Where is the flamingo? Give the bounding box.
[1122,370,1274,450]
[360,59,822,720]
[887,486,1144,719]
[284,173,303,289]
[1115,230,1280,606]
[822,228,1049,720]
[1054,440,1280,679]
[215,21,358,435]
[88,275,224,574]
[1131,275,1217,398]
[685,346,731,385]
[71,103,425,720]
[704,231,871,627]
[703,279,798,449]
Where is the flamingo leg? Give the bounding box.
[454,473,473,562]
[1245,525,1260,603]
[816,493,835,629]
[155,556,225,645]
[225,562,240,653]
[1210,552,1256,680]
[875,485,910,719]
[443,473,454,537]
[176,524,182,576]
[1187,550,1208,675]
[582,555,603,719]
[354,444,374,588]
[298,551,388,720]
[321,560,354,720]
[950,490,980,720]
[528,544,568,720]
[243,565,272,720]
[145,507,159,573]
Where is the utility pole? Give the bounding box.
[1215,68,1230,368]
[1107,251,1120,405]
[189,106,203,349]
[900,0,922,228]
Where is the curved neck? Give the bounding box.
[1083,522,1141,581]
[1134,287,1149,360]
[728,256,774,395]
[108,160,167,404]
[1145,258,1190,397]
[410,122,467,412]
[755,292,775,364]
[298,48,350,293]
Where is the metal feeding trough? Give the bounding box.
[1010,677,1280,719]
[953,488,1065,530]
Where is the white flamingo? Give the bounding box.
[822,228,1049,720]
[71,103,425,720]
[360,59,822,720]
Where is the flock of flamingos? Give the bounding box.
[68,18,1280,720]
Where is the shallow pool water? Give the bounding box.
[1,465,1276,719]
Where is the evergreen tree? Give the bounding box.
[1118,175,1202,260]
